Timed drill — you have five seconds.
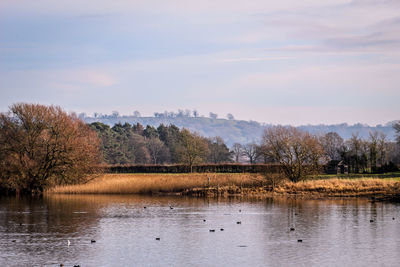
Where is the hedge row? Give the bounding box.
[103,164,283,174]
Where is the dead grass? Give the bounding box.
[274,178,400,196]
[46,173,400,199]
[47,173,264,194]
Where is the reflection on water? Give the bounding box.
[1,195,400,266]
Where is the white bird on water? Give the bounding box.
[67,240,71,246]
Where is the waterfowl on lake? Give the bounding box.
[220,228,224,231]
[209,229,215,232]
[290,228,295,231]
[370,219,374,222]
[67,240,70,246]
[91,239,96,243]
[297,239,303,242]
[236,221,241,224]
[156,237,160,240]
[203,219,206,222]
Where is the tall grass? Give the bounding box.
[47,173,264,194]
[274,178,400,196]
[47,173,400,197]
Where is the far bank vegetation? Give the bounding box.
[1,102,400,195]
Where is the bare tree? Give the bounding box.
[262,126,326,182]
[320,132,343,161]
[146,137,168,164]
[377,132,387,166]
[348,133,364,173]
[177,129,209,172]
[231,143,243,163]
[242,143,259,164]
[207,136,232,163]
[368,131,379,171]
[0,103,100,194]
[256,144,273,163]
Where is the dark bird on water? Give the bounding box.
[209,229,215,232]
[220,228,224,231]
[290,228,295,231]
[156,237,160,240]
[91,239,96,243]
[297,239,303,243]
[236,221,241,224]
[370,219,374,223]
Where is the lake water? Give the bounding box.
[1,195,400,267]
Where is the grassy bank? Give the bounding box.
[47,173,400,200]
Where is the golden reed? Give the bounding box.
[47,173,400,198]
[47,173,264,194]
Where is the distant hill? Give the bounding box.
[84,116,397,147]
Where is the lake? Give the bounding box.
[0,195,400,267]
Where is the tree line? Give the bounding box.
[91,121,400,181]
[232,126,400,181]
[89,122,232,172]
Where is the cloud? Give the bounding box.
[252,1,400,55]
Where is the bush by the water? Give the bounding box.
[0,103,100,194]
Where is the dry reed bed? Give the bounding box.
[47,173,263,194]
[274,178,400,196]
[47,174,400,198]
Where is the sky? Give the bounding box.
[1,0,399,126]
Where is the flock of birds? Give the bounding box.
[153,206,245,241]
[59,205,395,267]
